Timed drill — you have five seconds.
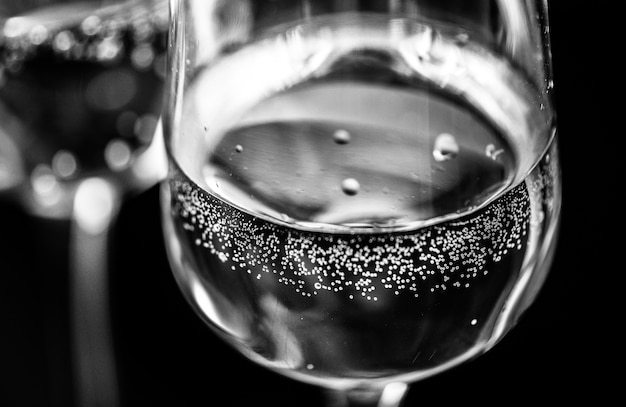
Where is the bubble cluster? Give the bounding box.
[0,4,167,179]
[0,3,168,74]
[171,176,531,301]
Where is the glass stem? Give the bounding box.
[69,177,121,407]
[325,382,409,407]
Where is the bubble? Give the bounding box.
[81,15,101,36]
[96,37,123,61]
[52,30,75,53]
[2,17,27,39]
[131,44,155,70]
[134,114,158,144]
[235,144,243,153]
[433,133,459,162]
[485,144,504,160]
[333,129,351,144]
[132,19,154,43]
[341,178,360,196]
[454,32,470,46]
[52,150,78,178]
[31,164,61,206]
[85,70,136,111]
[116,111,139,138]
[105,139,132,171]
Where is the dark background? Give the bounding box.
[0,2,613,406]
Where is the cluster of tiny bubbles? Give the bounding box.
[171,173,531,302]
[432,132,459,162]
[526,142,558,226]
[0,4,167,76]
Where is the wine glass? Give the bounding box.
[0,1,167,405]
[160,1,561,406]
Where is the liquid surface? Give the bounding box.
[202,82,513,230]
[164,15,559,387]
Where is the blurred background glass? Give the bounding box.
[0,1,167,406]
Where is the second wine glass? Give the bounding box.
[161,1,561,406]
[0,1,168,406]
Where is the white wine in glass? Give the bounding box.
[161,1,561,406]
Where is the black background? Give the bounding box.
[0,2,613,406]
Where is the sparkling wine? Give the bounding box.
[162,15,560,387]
[0,1,167,188]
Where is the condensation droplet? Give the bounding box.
[433,133,459,162]
[333,129,351,144]
[29,25,49,46]
[341,178,360,196]
[470,318,478,326]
